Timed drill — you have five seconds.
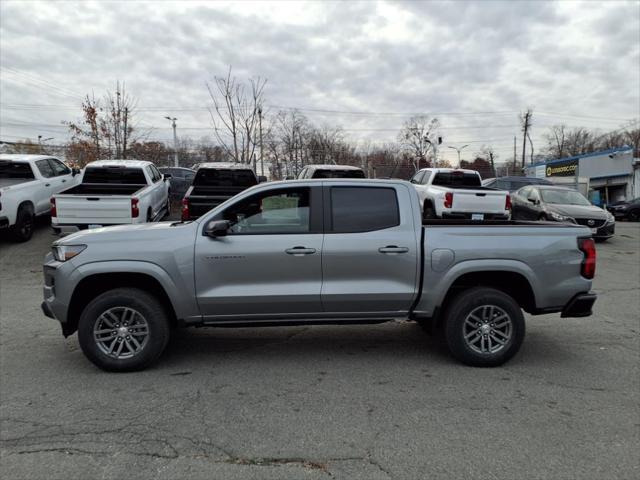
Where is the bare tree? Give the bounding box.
[398,115,440,171]
[477,145,498,177]
[207,67,267,167]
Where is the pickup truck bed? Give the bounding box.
[42,179,596,371]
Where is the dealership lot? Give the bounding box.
[1,221,638,479]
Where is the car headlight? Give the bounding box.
[548,211,573,222]
[606,212,615,223]
[52,244,86,262]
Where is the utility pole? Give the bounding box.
[165,116,178,167]
[513,136,517,174]
[258,106,264,177]
[520,109,532,169]
[447,144,469,166]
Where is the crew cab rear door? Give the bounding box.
[194,185,324,318]
[321,184,419,315]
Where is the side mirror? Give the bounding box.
[163,173,172,180]
[527,196,539,205]
[258,175,267,183]
[72,167,81,176]
[204,220,230,238]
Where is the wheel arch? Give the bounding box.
[65,272,178,337]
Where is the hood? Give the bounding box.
[546,203,608,219]
[56,221,196,246]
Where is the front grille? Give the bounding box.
[575,218,606,228]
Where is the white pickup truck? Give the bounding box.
[410,168,511,220]
[0,154,80,241]
[51,160,170,234]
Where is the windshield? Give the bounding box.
[0,161,35,179]
[432,171,481,187]
[193,168,258,187]
[83,167,147,184]
[540,189,592,206]
[312,169,365,179]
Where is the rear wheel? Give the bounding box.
[423,201,436,220]
[444,287,525,367]
[11,205,34,242]
[77,288,170,371]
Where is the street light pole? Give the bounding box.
[448,144,469,166]
[38,136,54,154]
[164,116,178,167]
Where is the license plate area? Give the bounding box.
[591,228,598,234]
[471,213,484,221]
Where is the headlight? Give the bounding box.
[52,244,86,262]
[606,212,615,223]
[548,211,573,222]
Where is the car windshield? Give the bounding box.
[312,169,365,179]
[0,161,35,179]
[540,189,592,206]
[432,171,481,187]
[193,168,257,187]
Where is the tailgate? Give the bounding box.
[54,196,133,225]
[451,190,507,213]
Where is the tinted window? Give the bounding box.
[331,187,399,233]
[170,169,185,178]
[432,171,481,187]
[83,167,147,184]
[312,169,365,179]
[49,159,71,176]
[518,186,532,198]
[194,168,258,187]
[35,159,55,178]
[219,188,310,234]
[0,161,35,179]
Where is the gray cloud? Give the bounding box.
[1,0,638,162]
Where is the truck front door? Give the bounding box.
[321,184,419,315]
[194,186,323,319]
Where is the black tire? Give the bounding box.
[423,201,436,220]
[11,205,34,242]
[444,287,525,367]
[628,209,640,222]
[77,288,170,372]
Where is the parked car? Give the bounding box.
[51,160,170,234]
[511,185,615,240]
[181,163,259,220]
[607,198,640,222]
[0,154,80,241]
[482,176,553,192]
[42,179,597,371]
[410,168,511,220]
[297,164,365,179]
[158,167,195,200]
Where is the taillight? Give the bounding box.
[50,197,57,217]
[131,198,139,218]
[505,194,512,211]
[181,198,190,221]
[444,192,453,209]
[578,237,596,279]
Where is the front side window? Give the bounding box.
[330,187,399,233]
[421,171,432,184]
[35,159,54,178]
[410,171,424,184]
[49,159,71,176]
[218,188,310,234]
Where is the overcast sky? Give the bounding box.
[1,0,638,163]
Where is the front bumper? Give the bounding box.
[594,222,615,239]
[561,292,597,318]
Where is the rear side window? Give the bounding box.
[0,161,35,179]
[421,171,432,184]
[432,171,481,187]
[312,169,365,179]
[83,167,147,184]
[330,187,399,233]
[35,159,55,178]
[194,168,258,187]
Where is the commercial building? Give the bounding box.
[524,146,636,205]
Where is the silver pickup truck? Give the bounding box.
[41,179,597,371]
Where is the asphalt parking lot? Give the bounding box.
[1,219,638,480]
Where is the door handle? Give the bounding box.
[285,246,316,256]
[378,245,409,254]
[62,179,66,183]
[45,183,50,187]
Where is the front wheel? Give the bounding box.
[628,209,640,222]
[444,287,525,367]
[77,288,170,371]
